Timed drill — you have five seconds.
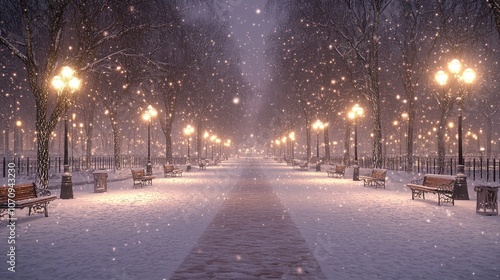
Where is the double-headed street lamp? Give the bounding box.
[313,120,326,171]
[348,104,363,180]
[52,66,81,199]
[183,124,194,163]
[142,105,157,175]
[435,58,475,200]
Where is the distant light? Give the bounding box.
[256,9,261,14]
[233,97,240,104]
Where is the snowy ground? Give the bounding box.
[1,158,499,279]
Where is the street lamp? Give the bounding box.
[52,66,80,199]
[313,119,325,171]
[14,120,22,154]
[289,132,295,160]
[216,138,221,159]
[203,131,210,160]
[184,124,194,171]
[435,59,475,200]
[275,139,281,158]
[348,104,363,180]
[142,105,157,175]
[281,136,287,160]
[210,135,217,161]
[224,139,231,159]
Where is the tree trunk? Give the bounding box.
[36,128,51,189]
[110,113,121,170]
[343,122,351,166]
[324,127,330,164]
[165,125,173,164]
[306,118,311,161]
[196,118,203,162]
[86,124,93,170]
[437,109,447,175]
[407,99,416,172]
[486,115,492,158]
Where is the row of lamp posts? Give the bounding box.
[52,59,475,201]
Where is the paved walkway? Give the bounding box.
[171,160,326,279]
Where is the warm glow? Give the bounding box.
[401,112,409,119]
[448,59,461,74]
[435,70,448,86]
[61,66,75,79]
[142,105,157,121]
[183,124,194,136]
[52,76,64,90]
[289,132,295,141]
[462,68,475,84]
[349,104,363,120]
[16,120,22,127]
[313,119,325,130]
[204,131,210,138]
[52,66,80,93]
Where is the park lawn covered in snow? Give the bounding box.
[1,158,499,279]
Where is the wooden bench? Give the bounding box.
[0,183,57,221]
[359,168,387,189]
[131,169,156,188]
[326,165,346,178]
[406,174,456,205]
[163,164,183,177]
[198,162,206,170]
[298,161,309,171]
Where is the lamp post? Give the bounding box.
[14,120,22,154]
[281,136,287,160]
[393,120,401,156]
[204,131,210,160]
[435,59,475,200]
[210,135,216,161]
[289,132,295,161]
[313,120,325,171]
[275,139,281,158]
[142,105,157,175]
[216,138,221,159]
[348,104,363,180]
[52,66,81,199]
[183,124,194,169]
[224,139,231,159]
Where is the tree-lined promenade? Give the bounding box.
[1,0,499,190]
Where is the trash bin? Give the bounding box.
[474,185,499,216]
[93,170,108,193]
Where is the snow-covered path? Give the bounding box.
[172,160,325,279]
[0,158,499,279]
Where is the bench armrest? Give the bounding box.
[410,178,424,185]
[36,188,52,197]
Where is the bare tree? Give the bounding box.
[0,0,155,186]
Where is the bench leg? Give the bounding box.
[44,203,49,217]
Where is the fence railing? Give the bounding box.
[3,155,499,182]
[339,155,498,182]
[1,155,190,178]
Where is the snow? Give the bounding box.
[1,158,499,279]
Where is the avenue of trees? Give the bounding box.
[0,0,246,188]
[264,0,500,172]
